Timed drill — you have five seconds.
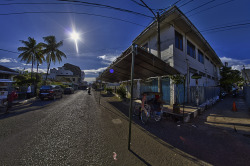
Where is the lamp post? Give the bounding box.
[191,73,202,106]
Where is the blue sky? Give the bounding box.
[0,0,250,82]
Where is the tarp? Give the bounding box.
[97,46,179,82]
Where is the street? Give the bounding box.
[0,90,115,165]
[0,90,250,166]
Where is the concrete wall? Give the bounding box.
[134,24,220,105]
[173,26,219,87]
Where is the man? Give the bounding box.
[26,84,31,99]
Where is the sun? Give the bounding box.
[70,31,80,53]
[70,31,80,40]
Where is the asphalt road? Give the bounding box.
[0,90,116,165]
[3,90,248,166]
[0,90,209,166]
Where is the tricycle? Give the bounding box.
[133,92,165,124]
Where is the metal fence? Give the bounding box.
[189,86,220,105]
[243,86,250,108]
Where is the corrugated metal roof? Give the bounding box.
[97,46,179,83]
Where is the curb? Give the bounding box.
[14,97,37,104]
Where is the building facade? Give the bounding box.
[133,6,223,105]
[43,63,85,85]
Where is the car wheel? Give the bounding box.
[61,94,63,98]
[53,95,56,100]
[40,98,44,101]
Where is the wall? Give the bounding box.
[173,27,219,87]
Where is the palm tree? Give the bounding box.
[18,37,39,79]
[34,43,45,74]
[42,36,66,83]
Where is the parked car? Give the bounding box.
[39,85,63,100]
[64,87,74,94]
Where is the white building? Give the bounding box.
[43,64,85,84]
[133,6,223,104]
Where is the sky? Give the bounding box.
[0,0,250,82]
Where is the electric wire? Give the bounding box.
[0,48,19,54]
[58,0,153,18]
[0,1,153,18]
[0,11,147,27]
[185,0,216,14]
[187,0,235,17]
[178,0,195,8]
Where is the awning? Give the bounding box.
[97,46,179,82]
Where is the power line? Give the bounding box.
[130,0,146,8]
[185,0,216,14]
[0,11,147,27]
[0,48,19,54]
[0,1,153,19]
[187,0,235,17]
[178,0,195,8]
[58,0,153,18]
[200,22,250,32]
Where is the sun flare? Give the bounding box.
[70,31,80,53]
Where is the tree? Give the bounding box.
[18,37,40,79]
[42,36,67,83]
[220,66,243,92]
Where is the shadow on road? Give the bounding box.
[0,100,54,120]
[129,149,152,166]
[97,93,250,166]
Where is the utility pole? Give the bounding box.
[139,0,162,95]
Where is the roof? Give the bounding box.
[133,6,223,66]
[97,46,179,83]
[0,65,19,75]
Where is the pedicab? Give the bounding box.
[133,92,165,124]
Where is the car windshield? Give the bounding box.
[40,86,52,90]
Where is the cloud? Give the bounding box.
[0,58,18,63]
[22,63,32,66]
[83,67,107,75]
[84,77,96,83]
[98,54,119,65]
[220,56,250,70]
[11,67,47,73]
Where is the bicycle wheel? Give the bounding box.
[141,109,148,124]
[141,104,150,124]
[133,103,141,116]
[154,111,162,122]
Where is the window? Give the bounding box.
[187,40,196,59]
[207,75,211,79]
[175,31,183,50]
[73,78,75,81]
[142,43,148,51]
[198,50,204,64]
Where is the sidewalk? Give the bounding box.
[13,97,37,105]
[95,92,250,166]
[194,96,250,135]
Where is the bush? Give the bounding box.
[117,85,126,99]
[106,87,113,94]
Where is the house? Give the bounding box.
[43,63,85,86]
[0,65,19,81]
[0,65,19,92]
[132,6,223,105]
